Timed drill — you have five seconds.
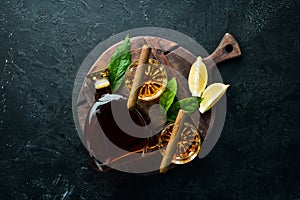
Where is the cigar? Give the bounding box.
[160,109,188,173]
[127,45,151,109]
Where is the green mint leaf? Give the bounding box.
[108,35,131,91]
[159,78,177,112]
[167,97,199,122]
[197,97,203,104]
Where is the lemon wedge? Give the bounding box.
[188,56,208,97]
[199,83,229,114]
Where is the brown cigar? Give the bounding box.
[127,44,151,109]
[160,109,188,173]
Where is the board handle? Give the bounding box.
[203,33,241,67]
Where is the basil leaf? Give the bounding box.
[108,35,131,91]
[159,78,177,112]
[167,97,200,122]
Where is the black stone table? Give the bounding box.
[0,0,299,199]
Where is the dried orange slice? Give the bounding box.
[158,122,201,164]
[125,59,167,101]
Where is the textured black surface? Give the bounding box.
[1,0,300,199]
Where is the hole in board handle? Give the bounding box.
[225,44,233,53]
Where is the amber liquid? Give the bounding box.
[125,59,167,101]
[85,78,163,171]
[97,98,150,152]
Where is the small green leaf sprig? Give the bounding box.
[159,78,203,122]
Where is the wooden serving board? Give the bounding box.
[76,33,241,172]
[77,36,211,140]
